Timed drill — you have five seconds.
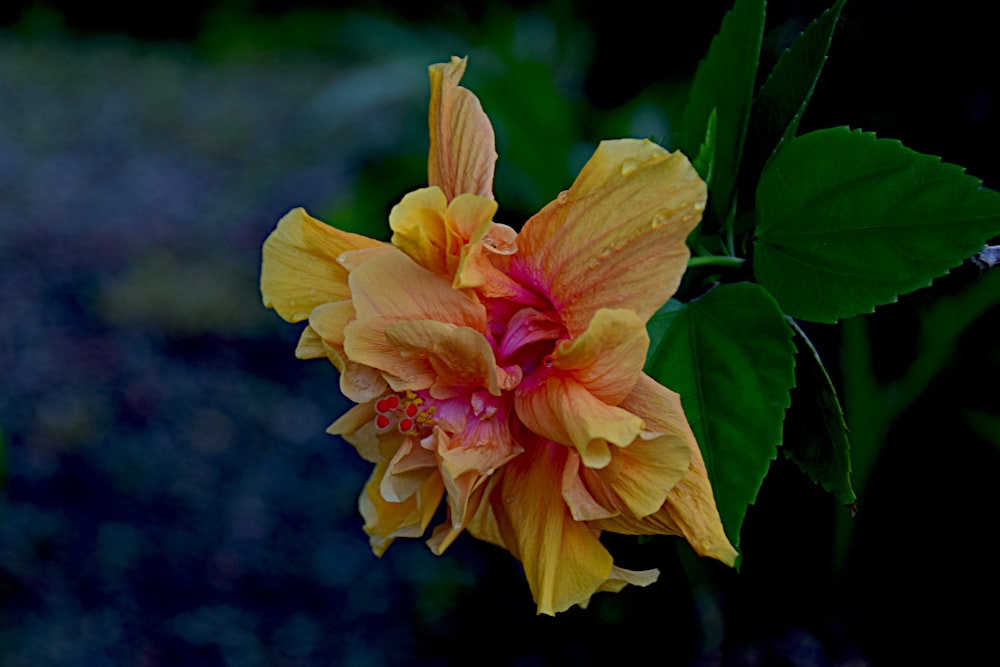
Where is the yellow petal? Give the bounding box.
[347,248,486,328]
[360,459,445,557]
[511,139,706,336]
[553,308,649,404]
[327,401,380,463]
[454,221,522,298]
[389,186,451,276]
[261,207,384,323]
[515,373,644,469]
[390,186,515,296]
[381,436,439,503]
[591,566,659,597]
[384,320,501,398]
[309,300,355,346]
[561,450,618,521]
[596,375,738,566]
[433,405,521,532]
[428,56,497,201]
[343,250,488,390]
[598,430,691,518]
[306,300,388,403]
[426,473,501,555]
[492,441,614,615]
[340,361,389,404]
[294,325,326,359]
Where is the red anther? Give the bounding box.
[404,403,418,418]
[376,398,391,413]
[385,395,400,409]
[375,414,391,429]
[398,418,414,432]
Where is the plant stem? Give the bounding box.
[687,256,746,269]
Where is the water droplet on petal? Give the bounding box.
[556,190,569,203]
[505,495,514,504]
[694,201,706,212]
[621,159,639,176]
[486,467,495,476]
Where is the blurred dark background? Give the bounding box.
[0,1,997,665]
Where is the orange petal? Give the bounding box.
[561,450,618,521]
[433,406,522,531]
[515,373,643,469]
[384,320,501,398]
[426,473,501,555]
[261,207,384,323]
[454,221,522,298]
[491,441,614,615]
[308,300,388,402]
[343,249,488,389]
[596,375,738,566]
[511,139,706,336]
[552,308,649,404]
[428,56,497,201]
[381,436,439,502]
[339,361,389,404]
[360,459,445,557]
[347,248,486,327]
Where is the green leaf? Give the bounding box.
[645,283,796,550]
[754,127,1000,323]
[782,319,855,506]
[967,411,1000,456]
[751,0,846,159]
[692,107,718,188]
[679,0,766,222]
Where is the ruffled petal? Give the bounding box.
[426,473,500,555]
[433,400,521,527]
[428,56,497,201]
[510,139,706,336]
[561,414,691,523]
[515,372,643,469]
[552,308,649,404]
[389,186,452,277]
[389,186,520,298]
[261,207,384,323]
[327,401,380,463]
[307,300,388,402]
[384,320,501,398]
[590,566,659,599]
[561,450,618,521]
[491,441,614,615]
[360,460,445,557]
[346,248,486,327]
[381,436,439,502]
[294,325,326,359]
[343,249,488,389]
[595,375,738,566]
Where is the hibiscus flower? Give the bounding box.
[261,56,737,615]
